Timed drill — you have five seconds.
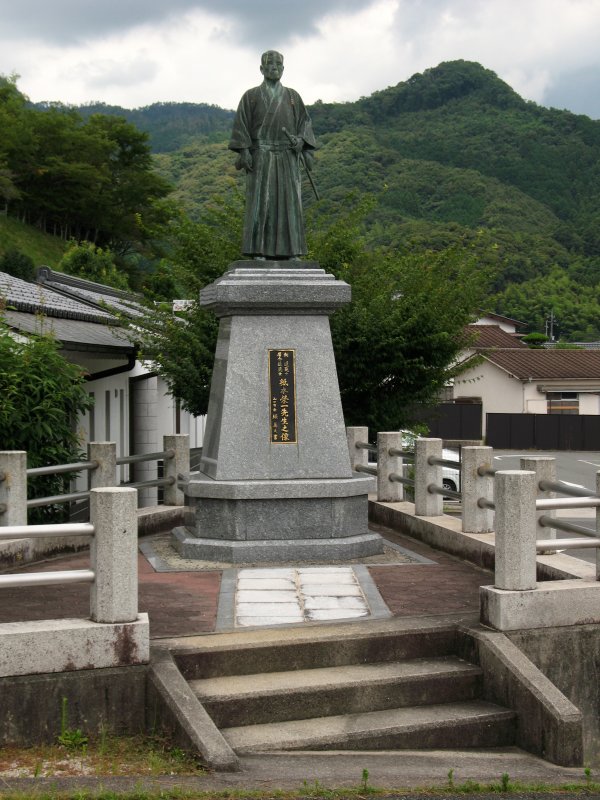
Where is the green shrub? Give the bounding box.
[0,313,93,522]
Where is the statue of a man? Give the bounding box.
[229,50,317,260]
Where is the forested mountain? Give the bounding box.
[6,61,600,338]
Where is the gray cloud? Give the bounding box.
[71,57,159,89]
[545,65,600,120]
[0,0,204,44]
[0,0,375,46]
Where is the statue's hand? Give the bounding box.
[292,136,304,154]
[235,149,253,172]
[303,150,315,171]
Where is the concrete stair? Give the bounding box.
[171,618,517,754]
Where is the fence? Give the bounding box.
[487,412,600,451]
[347,427,600,630]
[0,435,190,526]
[0,486,149,676]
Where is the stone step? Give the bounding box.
[191,656,482,727]
[172,618,458,680]
[222,701,516,753]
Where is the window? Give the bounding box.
[547,392,579,415]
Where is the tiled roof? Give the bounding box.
[476,311,528,328]
[0,271,113,322]
[37,267,146,318]
[3,310,134,352]
[468,325,526,349]
[484,349,600,379]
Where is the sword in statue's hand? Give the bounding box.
[282,127,320,201]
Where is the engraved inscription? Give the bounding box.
[269,349,297,444]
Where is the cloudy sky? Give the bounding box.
[1,0,599,117]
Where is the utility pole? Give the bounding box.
[545,310,557,342]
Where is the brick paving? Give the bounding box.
[368,522,493,616]
[0,552,222,638]
[0,522,492,636]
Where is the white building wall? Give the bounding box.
[580,394,600,415]
[523,382,547,414]
[454,361,523,434]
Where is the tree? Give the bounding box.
[309,203,488,429]
[59,241,129,290]
[0,248,35,281]
[0,313,93,521]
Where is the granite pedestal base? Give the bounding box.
[172,473,383,563]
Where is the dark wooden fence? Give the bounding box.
[487,413,600,450]
[418,403,482,441]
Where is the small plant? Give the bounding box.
[57,697,88,750]
[361,767,370,791]
[447,767,454,788]
[585,766,593,785]
[500,771,511,792]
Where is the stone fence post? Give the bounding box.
[163,434,190,506]
[90,487,138,624]
[494,470,537,591]
[596,472,600,581]
[88,442,117,489]
[346,427,369,472]
[414,438,443,517]
[461,446,494,533]
[521,456,556,551]
[377,432,403,503]
[0,451,27,527]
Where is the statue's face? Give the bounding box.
[260,53,284,81]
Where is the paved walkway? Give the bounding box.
[0,521,493,637]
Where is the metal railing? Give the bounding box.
[0,436,190,526]
[0,488,138,619]
[345,426,600,579]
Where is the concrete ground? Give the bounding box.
[0,522,592,791]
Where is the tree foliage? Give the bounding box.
[0,75,172,261]
[58,241,129,290]
[0,314,93,521]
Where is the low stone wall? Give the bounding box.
[369,497,596,582]
[0,665,148,745]
[509,624,600,766]
[0,648,238,771]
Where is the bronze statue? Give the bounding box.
[229,50,317,260]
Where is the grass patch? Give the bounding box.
[0,215,68,269]
[0,733,205,779]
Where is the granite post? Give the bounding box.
[346,427,369,472]
[90,487,138,623]
[521,456,556,551]
[462,446,494,533]
[377,432,404,503]
[172,263,382,562]
[0,452,27,527]
[414,438,443,517]
[596,472,600,581]
[88,442,117,489]
[163,435,189,507]
[494,470,537,591]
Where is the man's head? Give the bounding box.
[260,50,284,82]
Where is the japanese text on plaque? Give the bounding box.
[268,349,297,444]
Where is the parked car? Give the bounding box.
[400,430,460,494]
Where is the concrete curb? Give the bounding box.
[369,498,596,582]
[147,646,240,772]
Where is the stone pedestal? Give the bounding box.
[172,261,383,562]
